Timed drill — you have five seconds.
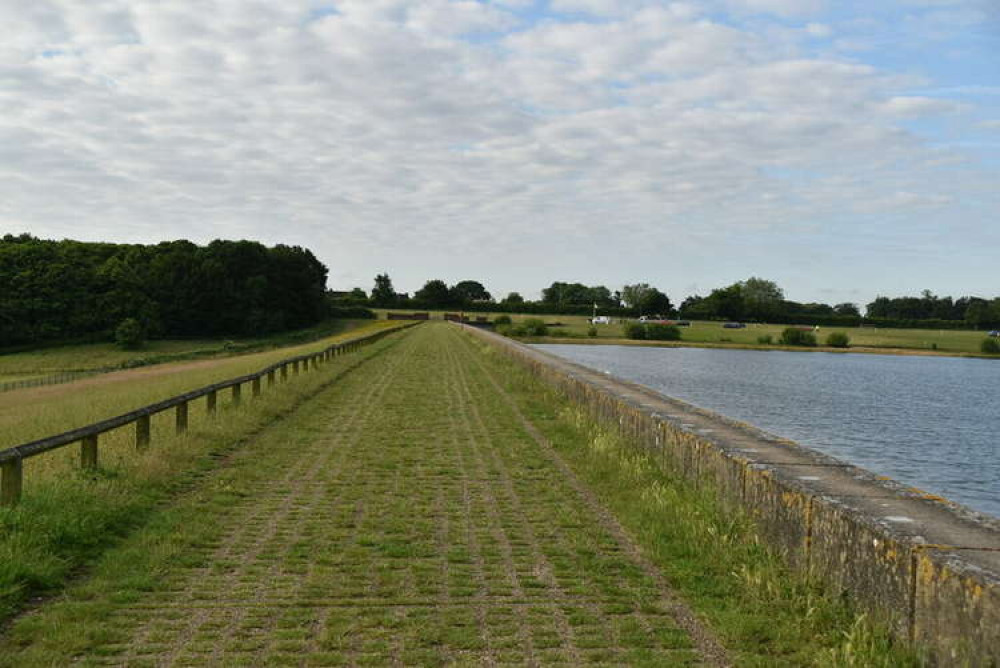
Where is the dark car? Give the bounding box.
[723,322,746,329]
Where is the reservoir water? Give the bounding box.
[534,344,999,518]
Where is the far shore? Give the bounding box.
[521,335,1000,360]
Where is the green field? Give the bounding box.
[0,323,915,666]
[375,309,995,355]
[0,320,402,452]
[0,319,369,376]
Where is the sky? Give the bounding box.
[1,1,998,306]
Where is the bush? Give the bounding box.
[625,323,646,340]
[522,318,548,337]
[329,306,376,319]
[981,338,1000,354]
[114,318,145,350]
[587,326,598,338]
[645,324,681,341]
[757,334,773,345]
[825,332,850,348]
[780,327,817,346]
[494,315,512,326]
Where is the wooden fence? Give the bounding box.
[0,323,418,507]
[0,370,100,394]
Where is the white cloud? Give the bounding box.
[0,0,996,301]
[878,96,962,117]
[805,22,832,38]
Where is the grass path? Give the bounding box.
[0,323,722,666]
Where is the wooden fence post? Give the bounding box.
[136,415,151,449]
[267,370,275,387]
[81,434,98,470]
[1,458,23,507]
[176,402,188,434]
[232,383,241,405]
[252,377,261,397]
[207,391,217,415]
[281,364,288,381]
[293,361,300,375]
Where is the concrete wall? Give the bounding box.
[462,325,1000,666]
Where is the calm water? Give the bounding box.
[535,344,1000,518]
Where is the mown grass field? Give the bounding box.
[0,319,368,376]
[376,308,994,355]
[0,320,400,452]
[0,323,917,666]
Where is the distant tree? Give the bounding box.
[502,292,525,305]
[622,283,673,316]
[414,279,454,307]
[740,277,784,321]
[679,295,713,319]
[451,280,492,304]
[0,236,328,345]
[833,302,860,317]
[540,281,615,307]
[114,317,146,350]
[621,283,654,311]
[589,286,616,308]
[371,273,397,307]
[350,287,367,300]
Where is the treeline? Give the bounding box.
[680,280,1000,329]
[866,291,1000,328]
[334,273,1000,330]
[0,235,329,347]
[331,275,673,316]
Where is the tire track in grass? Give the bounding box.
[441,335,569,665]
[454,325,732,667]
[438,337,517,667]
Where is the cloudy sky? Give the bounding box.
[2,1,998,305]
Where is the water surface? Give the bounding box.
[534,344,999,518]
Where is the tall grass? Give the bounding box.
[0,321,401,450]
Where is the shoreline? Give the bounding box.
[520,335,999,360]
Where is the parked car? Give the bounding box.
[590,316,612,325]
[989,330,1000,337]
[675,320,691,326]
[722,322,746,329]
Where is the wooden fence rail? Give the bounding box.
[0,323,418,507]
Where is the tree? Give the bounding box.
[414,279,454,307]
[621,283,673,316]
[679,295,714,319]
[371,273,397,307]
[502,292,525,305]
[621,284,654,310]
[739,277,784,321]
[641,288,673,316]
[0,236,329,346]
[450,280,492,304]
[349,287,367,300]
[115,317,145,350]
[834,302,860,317]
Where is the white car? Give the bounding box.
[590,316,612,324]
